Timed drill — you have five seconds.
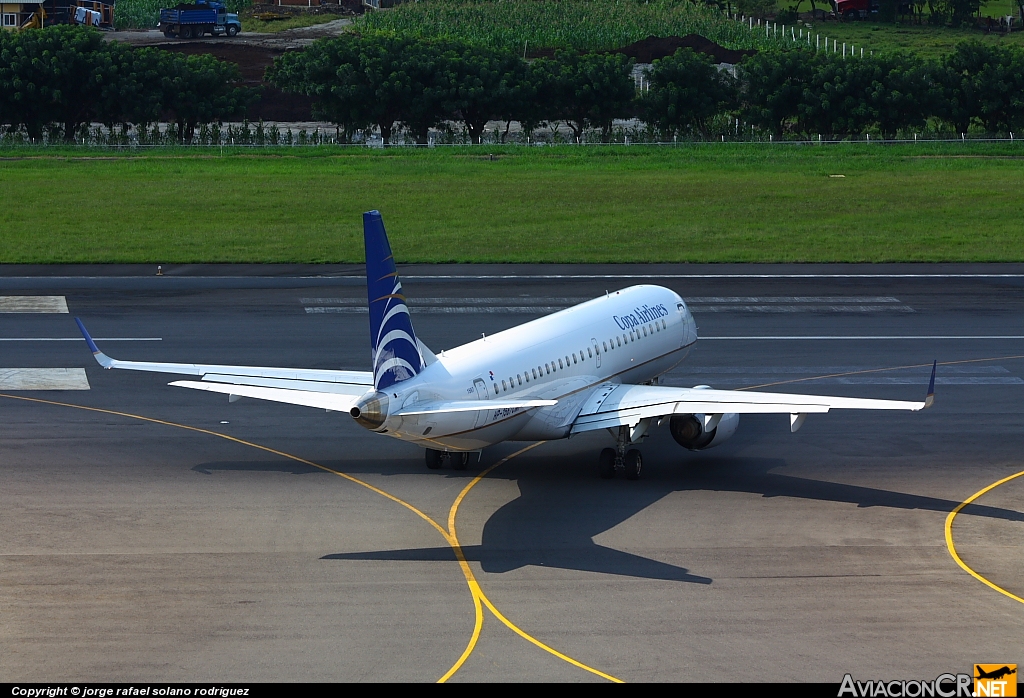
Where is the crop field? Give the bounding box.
[354,0,786,52]
[2,144,1023,264]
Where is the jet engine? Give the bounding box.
[669,412,739,450]
[668,385,738,450]
[350,391,390,431]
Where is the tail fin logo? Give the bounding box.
[364,211,424,391]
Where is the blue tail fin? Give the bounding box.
[364,211,424,391]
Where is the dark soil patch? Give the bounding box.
[158,43,313,121]
[613,34,757,64]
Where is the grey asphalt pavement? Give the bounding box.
[1,266,1022,682]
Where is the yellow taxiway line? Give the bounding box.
[944,469,1024,605]
[441,442,624,683]
[1,393,621,683]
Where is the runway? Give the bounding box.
[1,265,1022,682]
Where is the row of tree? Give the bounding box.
[741,41,1024,137]
[271,33,1024,143]
[0,26,255,142]
[266,33,637,145]
[3,27,1023,143]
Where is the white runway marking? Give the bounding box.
[0,368,90,390]
[700,336,1024,340]
[305,306,570,314]
[693,305,913,313]
[304,296,913,314]
[0,338,161,342]
[671,365,1024,386]
[301,297,590,305]
[0,296,68,313]
[400,273,1024,280]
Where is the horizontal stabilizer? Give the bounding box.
[76,318,372,386]
[396,399,556,416]
[169,380,370,412]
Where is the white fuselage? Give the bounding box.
[374,285,698,451]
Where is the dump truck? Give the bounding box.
[159,1,241,39]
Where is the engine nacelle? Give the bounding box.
[350,391,390,431]
[669,412,739,450]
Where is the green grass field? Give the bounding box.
[2,144,1023,264]
[795,19,1024,58]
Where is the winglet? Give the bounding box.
[924,360,936,409]
[74,317,115,369]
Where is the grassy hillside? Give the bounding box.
[2,144,1023,264]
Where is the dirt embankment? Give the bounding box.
[613,34,757,64]
[158,43,314,121]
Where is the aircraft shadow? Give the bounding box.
[322,544,713,584]
[318,440,1023,584]
[673,455,1024,523]
[192,460,322,475]
[196,433,1022,584]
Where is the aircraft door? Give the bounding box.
[591,338,601,369]
[472,378,489,428]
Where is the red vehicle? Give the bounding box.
[833,0,878,19]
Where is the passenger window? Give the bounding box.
[643,327,647,337]
[493,383,498,394]
[603,342,608,352]
[509,377,513,388]
[558,359,563,369]
[565,356,570,366]
[502,380,507,391]
[517,374,522,386]
[588,348,593,358]
[616,336,622,347]
[572,354,577,364]
[545,364,550,374]
[662,319,667,329]
[531,368,537,379]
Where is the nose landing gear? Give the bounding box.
[598,426,643,480]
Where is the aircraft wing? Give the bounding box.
[570,364,934,435]
[76,318,373,409]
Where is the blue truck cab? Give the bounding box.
[159,1,241,39]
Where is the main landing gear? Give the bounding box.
[425,448,469,471]
[599,425,642,480]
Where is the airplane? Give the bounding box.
[75,210,936,480]
[975,666,1016,681]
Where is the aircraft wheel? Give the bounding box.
[624,449,642,481]
[598,448,616,479]
[425,448,442,470]
[452,452,468,471]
